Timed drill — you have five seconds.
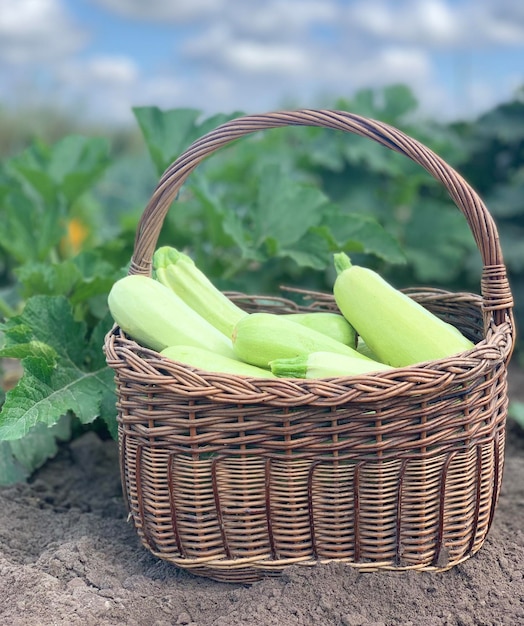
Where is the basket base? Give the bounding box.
[139,542,487,584]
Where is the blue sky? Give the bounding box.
[1,0,523,125]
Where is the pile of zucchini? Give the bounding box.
[108,247,474,379]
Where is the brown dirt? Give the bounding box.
[1,368,523,626]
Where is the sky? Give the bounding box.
[0,0,523,126]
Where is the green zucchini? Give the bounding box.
[333,253,474,367]
[108,274,236,358]
[232,312,371,369]
[161,345,275,377]
[153,246,247,338]
[270,351,392,378]
[282,311,357,347]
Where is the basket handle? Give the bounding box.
[130,109,513,328]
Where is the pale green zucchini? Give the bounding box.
[270,351,392,378]
[356,337,381,361]
[161,345,275,378]
[282,311,357,347]
[108,274,236,358]
[153,246,247,338]
[232,312,372,369]
[333,253,475,367]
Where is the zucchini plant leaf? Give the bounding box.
[403,201,476,283]
[14,253,125,317]
[0,415,72,485]
[321,210,406,265]
[133,106,243,176]
[253,164,328,252]
[0,441,29,484]
[10,135,110,205]
[15,260,83,299]
[279,230,333,270]
[0,189,63,264]
[0,296,116,441]
[508,401,524,429]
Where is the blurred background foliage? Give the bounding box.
[1,83,523,482]
[1,84,522,343]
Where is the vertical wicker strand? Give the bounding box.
[487,430,503,532]
[264,458,277,560]
[119,432,130,514]
[167,452,185,557]
[237,406,250,556]
[307,461,322,559]
[394,458,409,565]
[330,406,341,556]
[353,461,365,562]
[432,451,458,567]
[419,402,429,560]
[466,445,484,556]
[187,399,207,554]
[135,444,157,552]
[375,411,384,560]
[211,456,231,559]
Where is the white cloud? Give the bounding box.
[0,0,86,64]
[92,0,224,21]
[378,47,432,78]
[479,15,524,45]
[0,0,521,125]
[84,56,138,85]
[47,56,142,124]
[229,0,338,37]
[94,0,341,44]
[224,41,309,75]
[347,0,524,48]
[348,0,461,46]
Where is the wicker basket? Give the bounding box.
[104,110,515,583]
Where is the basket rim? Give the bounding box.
[105,323,512,409]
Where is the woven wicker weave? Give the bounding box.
[104,110,515,583]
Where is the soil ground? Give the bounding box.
[1,367,523,626]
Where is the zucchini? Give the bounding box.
[356,337,381,361]
[161,345,275,378]
[108,274,236,358]
[333,253,474,367]
[232,312,371,369]
[270,351,392,378]
[282,311,357,347]
[153,246,247,338]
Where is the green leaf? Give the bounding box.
[280,230,332,270]
[69,251,125,306]
[15,260,82,298]
[0,340,58,367]
[322,211,406,265]
[10,135,110,205]
[8,139,57,205]
[133,106,243,176]
[509,401,524,429]
[404,201,475,282]
[487,171,524,218]
[221,209,261,262]
[14,253,123,313]
[0,190,62,263]
[254,164,328,249]
[0,441,30,484]
[51,136,110,204]
[0,296,116,441]
[0,136,110,267]
[498,226,524,273]
[380,84,419,122]
[0,416,72,486]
